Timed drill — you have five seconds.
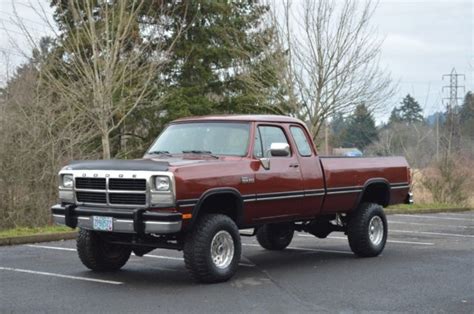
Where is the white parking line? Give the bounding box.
[388,221,470,229]
[143,254,183,261]
[390,229,474,238]
[25,244,255,267]
[144,254,254,267]
[394,214,470,222]
[242,243,353,255]
[26,244,76,251]
[238,262,256,267]
[0,266,123,285]
[437,212,473,217]
[297,234,435,246]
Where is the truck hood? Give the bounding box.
[64,157,220,172]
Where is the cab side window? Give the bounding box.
[290,126,312,156]
[255,126,290,157]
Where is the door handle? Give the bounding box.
[289,163,299,168]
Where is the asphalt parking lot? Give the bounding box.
[1,211,473,313]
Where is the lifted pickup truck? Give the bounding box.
[51,115,412,283]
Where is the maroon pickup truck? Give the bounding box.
[51,115,412,283]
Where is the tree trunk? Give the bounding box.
[101,131,111,159]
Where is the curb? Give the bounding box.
[0,231,77,246]
[385,207,472,215]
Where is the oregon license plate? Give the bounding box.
[92,216,113,231]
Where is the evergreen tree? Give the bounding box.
[342,104,378,150]
[388,107,402,125]
[459,91,474,139]
[48,1,288,157]
[158,1,287,123]
[398,94,424,123]
[329,112,348,147]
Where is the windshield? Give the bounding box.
[147,122,250,157]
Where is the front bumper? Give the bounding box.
[51,204,182,234]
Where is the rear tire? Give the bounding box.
[77,228,131,271]
[256,223,294,250]
[183,214,241,283]
[347,203,387,257]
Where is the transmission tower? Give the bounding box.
[442,68,465,155]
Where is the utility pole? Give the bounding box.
[442,68,465,156]
[324,120,329,155]
[436,113,439,161]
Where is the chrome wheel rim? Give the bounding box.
[211,230,234,269]
[368,216,384,246]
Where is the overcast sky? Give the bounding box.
[0,0,472,122]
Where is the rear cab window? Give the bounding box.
[290,126,313,157]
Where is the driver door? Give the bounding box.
[250,124,304,222]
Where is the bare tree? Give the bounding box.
[18,0,185,159]
[0,57,98,228]
[366,123,436,168]
[274,0,395,139]
[0,0,188,228]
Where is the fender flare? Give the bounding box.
[354,178,391,209]
[190,187,244,227]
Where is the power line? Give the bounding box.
[0,25,27,36]
[0,48,28,58]
[0,10,53,28]
[0,23,52,37]
[0,17,50,31]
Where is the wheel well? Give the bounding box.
[196,193,241,224]
[359,182,390,207]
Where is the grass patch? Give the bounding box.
[0,225,75,239]
[386,203,472,214]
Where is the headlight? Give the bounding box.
[154,176,170,191]
[62,174,74,189]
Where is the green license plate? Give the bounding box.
[92,216,113,231]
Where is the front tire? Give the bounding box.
[347,203,387,257]
[77,228,131,271]
[183,214,241,283]
[256,223,294,250]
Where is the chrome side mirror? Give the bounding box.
[259,143,290,170]
[269,142,290,157]
[260,157,270,170]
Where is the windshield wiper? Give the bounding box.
[182,150,219,159]
[147,150,172,157]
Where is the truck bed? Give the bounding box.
[319,156,410,213]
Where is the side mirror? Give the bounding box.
[259,143,290,170]
[259,157,270,170]
[269,142,290,157]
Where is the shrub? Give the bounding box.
[421,156,468,205]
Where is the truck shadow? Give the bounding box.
[245,247,358,272]
[95,247,362,287]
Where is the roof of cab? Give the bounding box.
[172,114,304,124]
